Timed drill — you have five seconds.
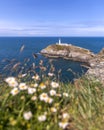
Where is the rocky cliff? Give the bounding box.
[41,44,95,65]
[87,48,104,84]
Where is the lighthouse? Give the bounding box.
[59,38,61,44]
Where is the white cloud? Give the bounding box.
[0,20,104,36]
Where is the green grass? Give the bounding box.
[0,58,104,130]
[0,74,104,130]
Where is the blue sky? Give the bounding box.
[0,0,104,36]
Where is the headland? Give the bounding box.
[40,39,104,84]
[41,43,95,65]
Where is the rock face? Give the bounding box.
[87,48,104,84]
[41,44,95,65]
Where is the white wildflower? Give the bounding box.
[18,83,28,90]
[39,93,48,101]
[11,87,19,96]
[28,87,36,94]
[33,83,38,88]
[39,93,53,104]
[63,93,68,97]
[45,97,53,104]
[50,107,57,113]
[59,121,69,129]
[5,77,15,83]
[39,83,46,89]
[62,113,69,119]
[38,115,46,122]
[31,96,37,101]
[51,81,59,88]
[23,111,32,120]
[5,77,18,87]
[32,74,40,80]
[49,89,56,96]
[9,81,18,88]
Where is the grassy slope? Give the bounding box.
[0,55,103,130]
[0,75,104,130]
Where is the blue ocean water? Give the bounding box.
[0,37,104,81]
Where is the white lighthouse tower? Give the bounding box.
[59,38,61,45]
[56,38,69,46]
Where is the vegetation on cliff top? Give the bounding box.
[44,44,92,54]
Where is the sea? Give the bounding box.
[0,37,104,82]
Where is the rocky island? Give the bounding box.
[41,39,95,65]
[40,39,104,84]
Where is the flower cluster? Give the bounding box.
[5,77,37,96]
[5,77,18,88]
[5,75,70,130]
[3,61,104,130]
[59,113,70,129]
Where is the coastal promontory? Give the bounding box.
[41,44,95,65]
[40,41,104,84]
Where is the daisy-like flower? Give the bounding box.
[38,115,46,122]
[23,111,32,120]
[28,87,36,94]
[51,81,59,88]
[5,77,18,87]
[49,89,56,96]
[48,72,54,77]
[31,95,37,101]
[32,74,40,80]
[59,121,69,129]
[45,97,53,104]
[62,113,69,119]
[9,81,18,88]
[11,87,19,96]
[39,93,53,104]
[39,83,46,89]
[5,77,16,83]
[50,107,57,113]
[39,93,48,101]
[33,83,38,88]
[63,93,68,97]
[18,83,28,90]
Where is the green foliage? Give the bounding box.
[0,60,104,130]
[45,44,90,54]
